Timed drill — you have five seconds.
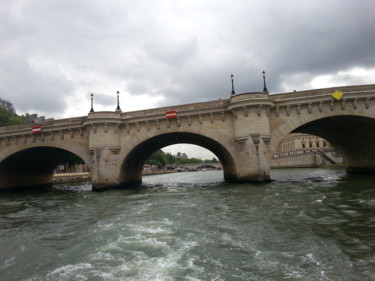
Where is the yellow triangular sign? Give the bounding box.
[332,90,343,100]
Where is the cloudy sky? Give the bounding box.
[1,0,374,158]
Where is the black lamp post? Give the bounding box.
[115,91,121,112]
[230,74,235,95]
[90,93,94,112]
[262,70,268,92]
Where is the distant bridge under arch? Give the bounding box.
[164,163,222,171]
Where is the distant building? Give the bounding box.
[25,113,46,124]
[271,133,344,168]
[176,152,188,159]
[0,97,16,114]
[275,133,330,156]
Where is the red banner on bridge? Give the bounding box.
[166,110,177,119]
[32,126,42,134]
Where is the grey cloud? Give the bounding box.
[144,36,199,67]
[0,57,71,116]
[93,93,119,108]
[0,0,374,117]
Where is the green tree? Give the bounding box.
[146,150,168,168]
[204,157,218,163]
[165,152,176,164]
[146,149,219,166]
[0,107,26,126]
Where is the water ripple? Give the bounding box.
[0,169,374,281]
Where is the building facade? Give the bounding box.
[271,133,344,168]
[275,133,330,157]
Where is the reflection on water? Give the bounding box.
[0,168,374,281]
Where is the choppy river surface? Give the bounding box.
[0,168,375,281]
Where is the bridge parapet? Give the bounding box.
[270,84,374,104]
[229,91,273,105]
[119,99,229,125]
[268,84,374,118]
[0,117,88,141]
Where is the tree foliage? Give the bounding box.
[0,107,26,126]
[146,149,218,168]
[146,150,168,168]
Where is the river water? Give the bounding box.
[0,168,374,281]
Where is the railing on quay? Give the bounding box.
[272,148,335,159]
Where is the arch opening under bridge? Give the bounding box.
[0,146,90,190]
[119,132,237,187]
[291,115,375,173]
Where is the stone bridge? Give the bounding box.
[1,84,374,191]
[166,163,222,171]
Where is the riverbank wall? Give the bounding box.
[271,151,344,168]
[53,173,91,184]
[52,170,179,184]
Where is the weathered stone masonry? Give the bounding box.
[0,84,374,190]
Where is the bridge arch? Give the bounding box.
[0,143,91,190]
[270,114,375,173]
[118,132,236,186]
[194,164,221,171]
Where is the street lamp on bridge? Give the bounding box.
[262,70,268,93]
[230,74,235,95]
[115,91,122,112]
[90,93,94,113]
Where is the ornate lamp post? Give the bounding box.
[115,91,121,112]
[90,93,94,113]
[230,74,235,95]
[262,70,268,92]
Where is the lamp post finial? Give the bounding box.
[230,74,235,96]
[115,91,122,112]
[90,93,94,113]
[262,70,268,92]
